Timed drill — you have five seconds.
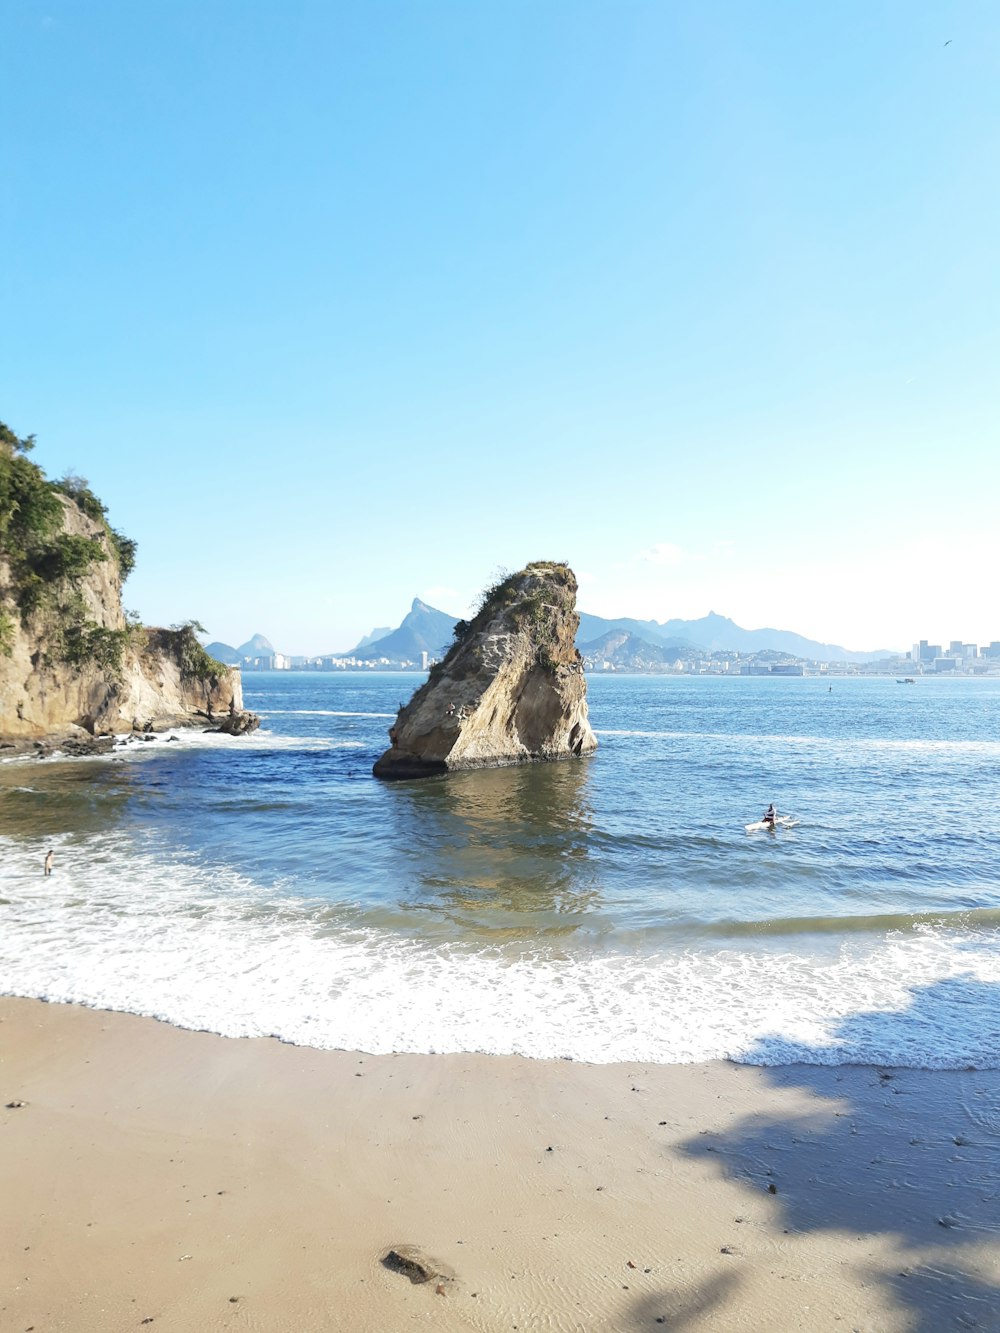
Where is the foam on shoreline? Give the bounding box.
[3,831,999,1068]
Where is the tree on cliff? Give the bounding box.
[0,419,137,669]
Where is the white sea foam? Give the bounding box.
[33,730,366,765]
[258,709,395,718]
[115,727,362,752]
[3,728,363,769]
[596,728,1000,756]
[2,834,999,1068]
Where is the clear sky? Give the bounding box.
[3,1,998,655]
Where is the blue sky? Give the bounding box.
[3,0,998,654]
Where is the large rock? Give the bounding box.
[0,494,249,741]
[210,705,261,736]
[373,561,597,780]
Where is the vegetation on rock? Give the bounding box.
[54,603,137,676]
[1,421,215,690]
[153,621,227,682]
[448,561,574,669]
[0,609,14,657]
[0,420,141,667]
[51,471,138,579]
[374,560,594,779]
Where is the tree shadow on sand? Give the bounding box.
[625,1271,741,1330]
[671,975,1000,1331]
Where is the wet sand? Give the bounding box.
[1,996,998,1332]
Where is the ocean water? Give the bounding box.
[2,672,1000,1068]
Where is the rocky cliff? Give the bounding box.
[0,423,255,744]
[373,561,597,779]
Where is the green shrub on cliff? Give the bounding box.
[50,473,136,580]
[441,562,573,675]
[0,609,14,657]
[472,563,572,628]
[0,425,64,549]
[0,428,138,588]
[1,422,223,690]
[155,621,227,681]
[108,529,137,580]
[52,593,136,677]
[466,562,570,648]
[50,471,108,522]
[0,419,140,668]
[29,532,107,585]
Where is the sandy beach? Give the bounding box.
[1,996,998,1332]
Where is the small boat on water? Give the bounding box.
[896,678,916,684]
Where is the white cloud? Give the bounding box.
[641,542,690,567]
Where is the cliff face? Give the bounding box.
[0,630,243,741]
[0,430,248,742]
[373,561,597,780]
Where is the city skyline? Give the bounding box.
[202,604,1000,666]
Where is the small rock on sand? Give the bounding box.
[382,1245,454,1286]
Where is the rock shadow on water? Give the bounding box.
[380,754,603,933]
[675,975,1000,1332]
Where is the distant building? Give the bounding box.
[243,653,290,671]
[948,640,974,659]
[911,640,941,664]
[741,662,804,676]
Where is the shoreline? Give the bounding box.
[2,998,998,1331]
[0,709,260,761]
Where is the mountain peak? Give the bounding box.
[339,598,458,662]
[237,632,275,657]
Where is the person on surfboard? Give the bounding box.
[762,803,777,827]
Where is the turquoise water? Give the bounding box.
[1,672,999,1066]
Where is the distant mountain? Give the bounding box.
[343,598,458,662]
[237,632,275,658]
[577,612,676,646]
[204,640,242,665]
[579,630,698,669]
[212,607,892,669]
[577,610,891,663]
[657,612,892,663]
[351,626,393,652]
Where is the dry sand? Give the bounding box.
[1,996,998,1333]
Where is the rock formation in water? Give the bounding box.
[373,561,597,779]
[0,421,258,745]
